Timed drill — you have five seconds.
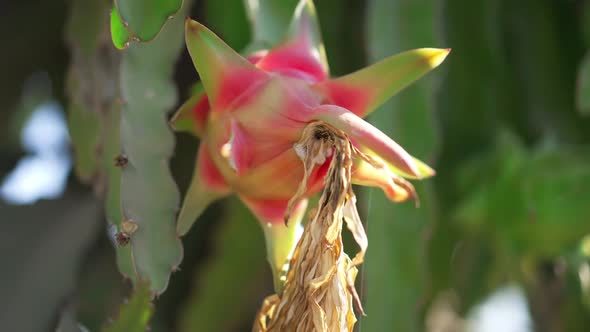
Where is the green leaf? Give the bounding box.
[111,6,131,50]
[179,199,268,332]
[117,2,191,294]
[455,136,590,258]
[428,0,514,311]
[115,0,183,42]
[582,1,590,48]
[361,0,439,330]
[103,283,154,332]
[434,0,508,206]
[206,0,250,50]
[512,147,590,256]
[503,0,585,140]
[577,52,590,116]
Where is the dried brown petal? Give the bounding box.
[254,122,371,332]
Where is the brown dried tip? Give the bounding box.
[115,232,131,246]
[114,154,128,167]
[254,122,369,332]
[115,219,138,247]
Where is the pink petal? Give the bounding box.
[185,19,269,111]
[219,145,327,202]
[170,84,209,137]
[256,42,326,82]
[191,94,210,133]
[240,196,308,228]
[311,104,428,178]
[313,48,450,117]
[198,142,230,191]
[313,81,370,118]
[255,0,329,82]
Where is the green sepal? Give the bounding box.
[315,48,450,118]
[170,83,206,137]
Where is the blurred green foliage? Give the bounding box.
[103,282,153,332]
[362,0,438,330]
[178,199,269,332]
[1,0,590,331]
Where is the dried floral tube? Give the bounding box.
[254,122,375,332]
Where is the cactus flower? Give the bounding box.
[173,0,449,287]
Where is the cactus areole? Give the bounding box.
[173,0,449,289]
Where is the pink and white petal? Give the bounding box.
[226,119,255,175]
[311,104,434,178]
[246,50,269,64]
[177,144,231,236]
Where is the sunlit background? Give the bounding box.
[1,101,71,204]
[1,0,590,331]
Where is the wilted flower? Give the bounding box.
[173,0,449,289]
[252,122,368,331]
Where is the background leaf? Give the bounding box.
[178,199,269,332]
[428,0,513,312]
[243,0,299,49]
[0,196,101,332]
[576,53,590,116]
[361,0,439,330]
